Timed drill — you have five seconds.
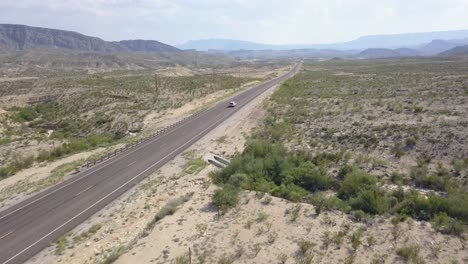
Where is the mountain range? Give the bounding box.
[1,24,467,59]
[0,24,179,52]
[177,30,468,51]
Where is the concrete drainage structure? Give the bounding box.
[204,153,230,168]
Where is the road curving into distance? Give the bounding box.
[0,63,300,264]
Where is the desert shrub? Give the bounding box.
[390,172,406,185]
[306,193,351,213]
[446,189,468,222]
[11,106,38,122]
[396,191,449,221]
[396,245,424,263]
[338,170,377,200]
[353,210,368,222]
[55,236,67,255]
[211,140,337,203]
[410,165,450,191]
[228,173,249,188]
[432,212,465,236]
[271,184,308,202]
[297,240,315,256]
[349,189,387,214]
[290,162,335,192]
[392,142,405,158]
[413,106,423,113]
[405,136,417,148]
[172,255,190,264]
[351,229,364,250]
[452,159,465,175]
[142,193,193,238]
[416,153,432,167]
[212,184,239,213]
[337,164,355,180]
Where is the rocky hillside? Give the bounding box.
[0,24,179,52]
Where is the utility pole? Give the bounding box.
[211,68,215,91]
[154,73,159,96]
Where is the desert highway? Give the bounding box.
[0,64,300,264]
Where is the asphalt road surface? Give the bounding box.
[0,64,300,264]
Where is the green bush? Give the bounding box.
[271,184,308,202]
[212,184,239,213]
[290,162,335,192]
[396,245,424,263]
[353,210,368,222]
[211,139,335,203]
[349,189,386,214]
[12,106,38,122]
[396,191,449,221]
[446,189,468,223]
[432,212,465,236]
[338,170,377,200]
[337,164,355,180]
[410,165,450,191]
[306,193,351,213]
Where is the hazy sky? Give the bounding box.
[1,0,468,45]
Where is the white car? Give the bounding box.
[228,101,237,107]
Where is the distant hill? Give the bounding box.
[178,30,468,51]
[0,24,179,52]
[116,39,179,52]
[358,48,402,59]
[438,45,468,57]
[394,48,421,57]
[209,48,356,59]
[418,40,458,55]
[177,39,273,51]
[337,30,468,50]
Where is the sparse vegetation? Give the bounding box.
[397,244,425,264]
[0,68,263,180]
[142,192,194,237]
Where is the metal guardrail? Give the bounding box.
[80,110,205,170]
[79,64,300,171]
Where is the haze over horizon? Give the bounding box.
[1,0,468,46]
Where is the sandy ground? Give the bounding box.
[116,193,467,264]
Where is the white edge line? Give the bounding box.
[0,69,295,221]
[2,106,238,264]
[0,106,209,221]
[2,66,300,264]
[0,231,14,240]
